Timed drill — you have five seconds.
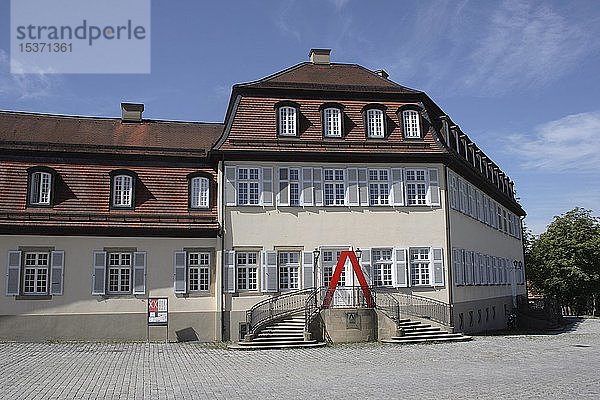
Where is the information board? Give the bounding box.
[148,297,168,326]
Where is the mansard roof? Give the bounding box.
[236,62,421,94]
[0,111,223,157]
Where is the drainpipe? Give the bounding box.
[220,154,226,341]
[443,164,455,331]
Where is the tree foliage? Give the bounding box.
[526,208,600,313]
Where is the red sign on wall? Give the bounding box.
[322,250,374,309]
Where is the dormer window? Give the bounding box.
[27,167,56,207]
[189,174,210,209]
[278,106,298,136]
[366,108,385,138]
[110,170,136,209]
[402,109,421,138]
[323,107,342,137]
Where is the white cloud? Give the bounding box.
[0,49,59,100]
[463,0,593,94]
[509,111,600,172]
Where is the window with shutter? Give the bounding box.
[278,251,300,290]
[302,251,314,289]
[372,249,392,287]
[393,248,408,288]
[237,251,259,291]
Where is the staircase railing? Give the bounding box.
[396,293,453,327]
[245,288,314,338]
[304,287,325,333]
[374,291,400,323]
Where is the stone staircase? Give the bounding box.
[228,314,326,350]
[382,318,472,345]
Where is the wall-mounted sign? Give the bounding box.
[148,297,168,326]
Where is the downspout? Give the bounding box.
[220,153,226,341]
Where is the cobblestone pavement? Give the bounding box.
[1,318,599,400]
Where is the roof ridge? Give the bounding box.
[235,62,309,87]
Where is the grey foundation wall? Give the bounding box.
[453,296,513,333]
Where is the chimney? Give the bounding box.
[309,48,331,65]
[374,69,389,79]
[121,102,144,122]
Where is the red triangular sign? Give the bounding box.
[322,250,374,309]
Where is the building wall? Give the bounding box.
[1,235,221,341]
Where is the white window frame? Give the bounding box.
[188,252,210,292]
[366,109,385,138]
[323,107,342,137]
[112,175,133,208]
[402,109,421,138]
[237,168,260,205]
[372,248,393,287]
[107,252,132,294]
[278,251,300,291]
[278,106,297,136]
[23,252,49,295]
[289,168,301,206]
[29,171,52,206]
[236,251,259,292]
[409,247,431,286]
[405,169,427,206]
[368,169,390,206]
[322,249,345,287]
[190,176,210,209]
[324,169,345,206]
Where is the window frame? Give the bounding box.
[368,169,390,206]
[107,252,132,294]
[275,101,300,137]
[401,109,422,139]
[22,251,50,295]
[405,169,428,206]
[278,251,301,291]
[321,103,344,138]
[188,172,211,210]
[236,251,259,292]
[187,251,211,292]
[409,247,431,286]
[109,170,137,210]
[365,108,386,138]
[323,169,345,206]
[237,167,261,206]
[372,248,393,287]
[27,167,56,208]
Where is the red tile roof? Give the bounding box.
[238,62,421,93]
[0,111,223,156]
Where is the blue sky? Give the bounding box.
[1,0,599,234]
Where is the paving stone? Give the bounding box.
[1,318,599,399]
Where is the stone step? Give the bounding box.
[382,335,472,345]
[388,332,469,341]
[402,327,443,335]
[228,341,326,350]
[259,328,304,334]
[253,335,305,341]
[256,331,304,337]
[271,322,305,328]
[396,321,423,327]
[236,339,319,346]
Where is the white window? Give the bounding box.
[410,248,430,286]
[406,169,427,205]
[322,249,344,287]
[237,168,260,205]
[278,251,300,290]
[190,177,210,209]
[278,106,297,136]
[324,169,345,206]
[324,108,342,137]
[236,252,258,291]
[188,252,210,291]
[366,109,385,138]
[289,168,300,206]
[23,252,49,294]
[373,249,393,287]
[402,110,421,138]
[29,171,52,205]
[113,175,133,207]
[108,252,131,294]
[368,169,390,206]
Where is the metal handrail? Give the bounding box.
[246,288,314,337]
[304,287,324,333]
[374,290,400,323]
[396,293,453,327]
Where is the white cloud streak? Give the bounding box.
[0,49,59,100]
[509,111,600,172]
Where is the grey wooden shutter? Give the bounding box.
[6,250,22,296]
[428,168,441,206]
[432,248,444,287]
[91,251,107,295]
[262,251,278,293]
[224,250,235,293]
[174,251,187,294]
[302,168,313,206]
[361,249,372,286]
[391,168,404,206]
[262,167,273,206]
[358,169,369,206]
[347,168,359,206]
[393,248,408,287]
[278,168,289,206]
[313,168,323,206]
[225,166,237,206]
[453,249,463,286]
[50,250,65,295]
[302,251,314,289]
[448,172,456,210]
[133,251,146,295]
[474,253,481,285]
[459,249,467,286]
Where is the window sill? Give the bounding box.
[15,295,52,300]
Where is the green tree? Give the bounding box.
[526,208,600,315]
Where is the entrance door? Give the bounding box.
[321,248,353,307]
